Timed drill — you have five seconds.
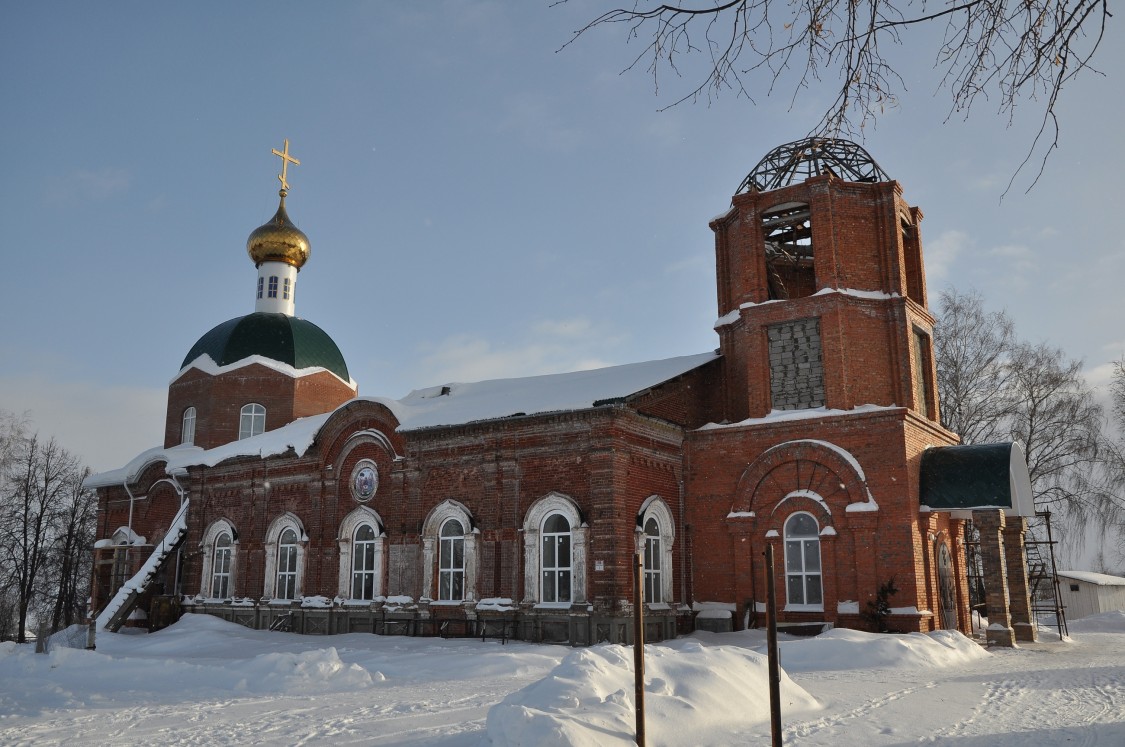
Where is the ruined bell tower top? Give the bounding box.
[737,138,890,193]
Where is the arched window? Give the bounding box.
[268,275,279,298]
[421,500,476,604]
[200,519,237,600]
[337,506,386,601]
[784,512,823,610]
[541,513,572,604]
[276,528,299,600]
[263,513,305,601]
[239,403,265,440]
[761,201,814,299]
[211,531,232,598]
[351,524,378,600]
[522,492,587,606]
[181,406,196,445]
[438,519,465,601]
[637,496,675,606]
[642,517,662,604]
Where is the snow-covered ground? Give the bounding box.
[1,612,1123,745]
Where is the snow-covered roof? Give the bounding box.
[391,351,717,430]
[1057,570,1125,587]
[86,352,718,487]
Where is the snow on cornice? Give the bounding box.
[697,404,902,431]
[713,287,902,328]
[172,353,357,390]
[83,410,343,488]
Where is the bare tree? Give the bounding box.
[1007,341,1109,519]
[1111,357,1125,433]
[47,466,96,631]
[934,291,1124,567]
[0,433,86,642]
[934,289,1016,444]
[561,1,1111,186]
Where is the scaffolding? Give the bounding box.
[962,510,1067,640]
[1027,510,1068,640]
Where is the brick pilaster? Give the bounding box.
[1002,516,1037,642]
[973,510,1015,647]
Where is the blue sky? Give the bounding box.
[2,2,1123,472]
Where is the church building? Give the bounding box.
[88,138,1037,645]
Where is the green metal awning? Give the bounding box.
[919,442,1035,517]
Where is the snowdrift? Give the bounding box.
[677,625,990,672]
[485,640,819,746]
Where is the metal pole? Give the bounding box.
[765,544,783,746]
[633,552,646,746]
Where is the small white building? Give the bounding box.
[1057,571,1125,621]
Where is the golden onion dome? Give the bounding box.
[246,191,310,269]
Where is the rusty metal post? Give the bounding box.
[633,552,646,746]
[765,544,783,746]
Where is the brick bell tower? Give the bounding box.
[687,139,966,634]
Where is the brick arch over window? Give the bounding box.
[522,492,588,606]
[733,439,877,524]
[200,518,238,599]
[337,505,386,600]
[421,500,478,603]
[330,428,401,474]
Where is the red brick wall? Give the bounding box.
[165,364,355,449]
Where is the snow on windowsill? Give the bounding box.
[477,598,517,612]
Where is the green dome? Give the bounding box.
[182,312,350,382]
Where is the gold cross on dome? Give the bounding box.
[271,139,301,192]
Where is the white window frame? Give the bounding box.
[199,519,237,600]
[541,513,572,604]
[276,528,299,600]
[239,403,265,440]
[337,506,385,600]
[421,500,477,603]
[784,511,824,611]
[181,406,196,446]
[263,513,306,601]
[438,518,466,601]
[637,496,675,606]
[522,492,587,607]
[268,275,279,298]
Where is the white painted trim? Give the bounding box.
[421,500,477,602]
[199,518,237,599]
[337,505,386,600]
[637,495,675,605]
[522,492,587,605]
[263,512,306,599]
